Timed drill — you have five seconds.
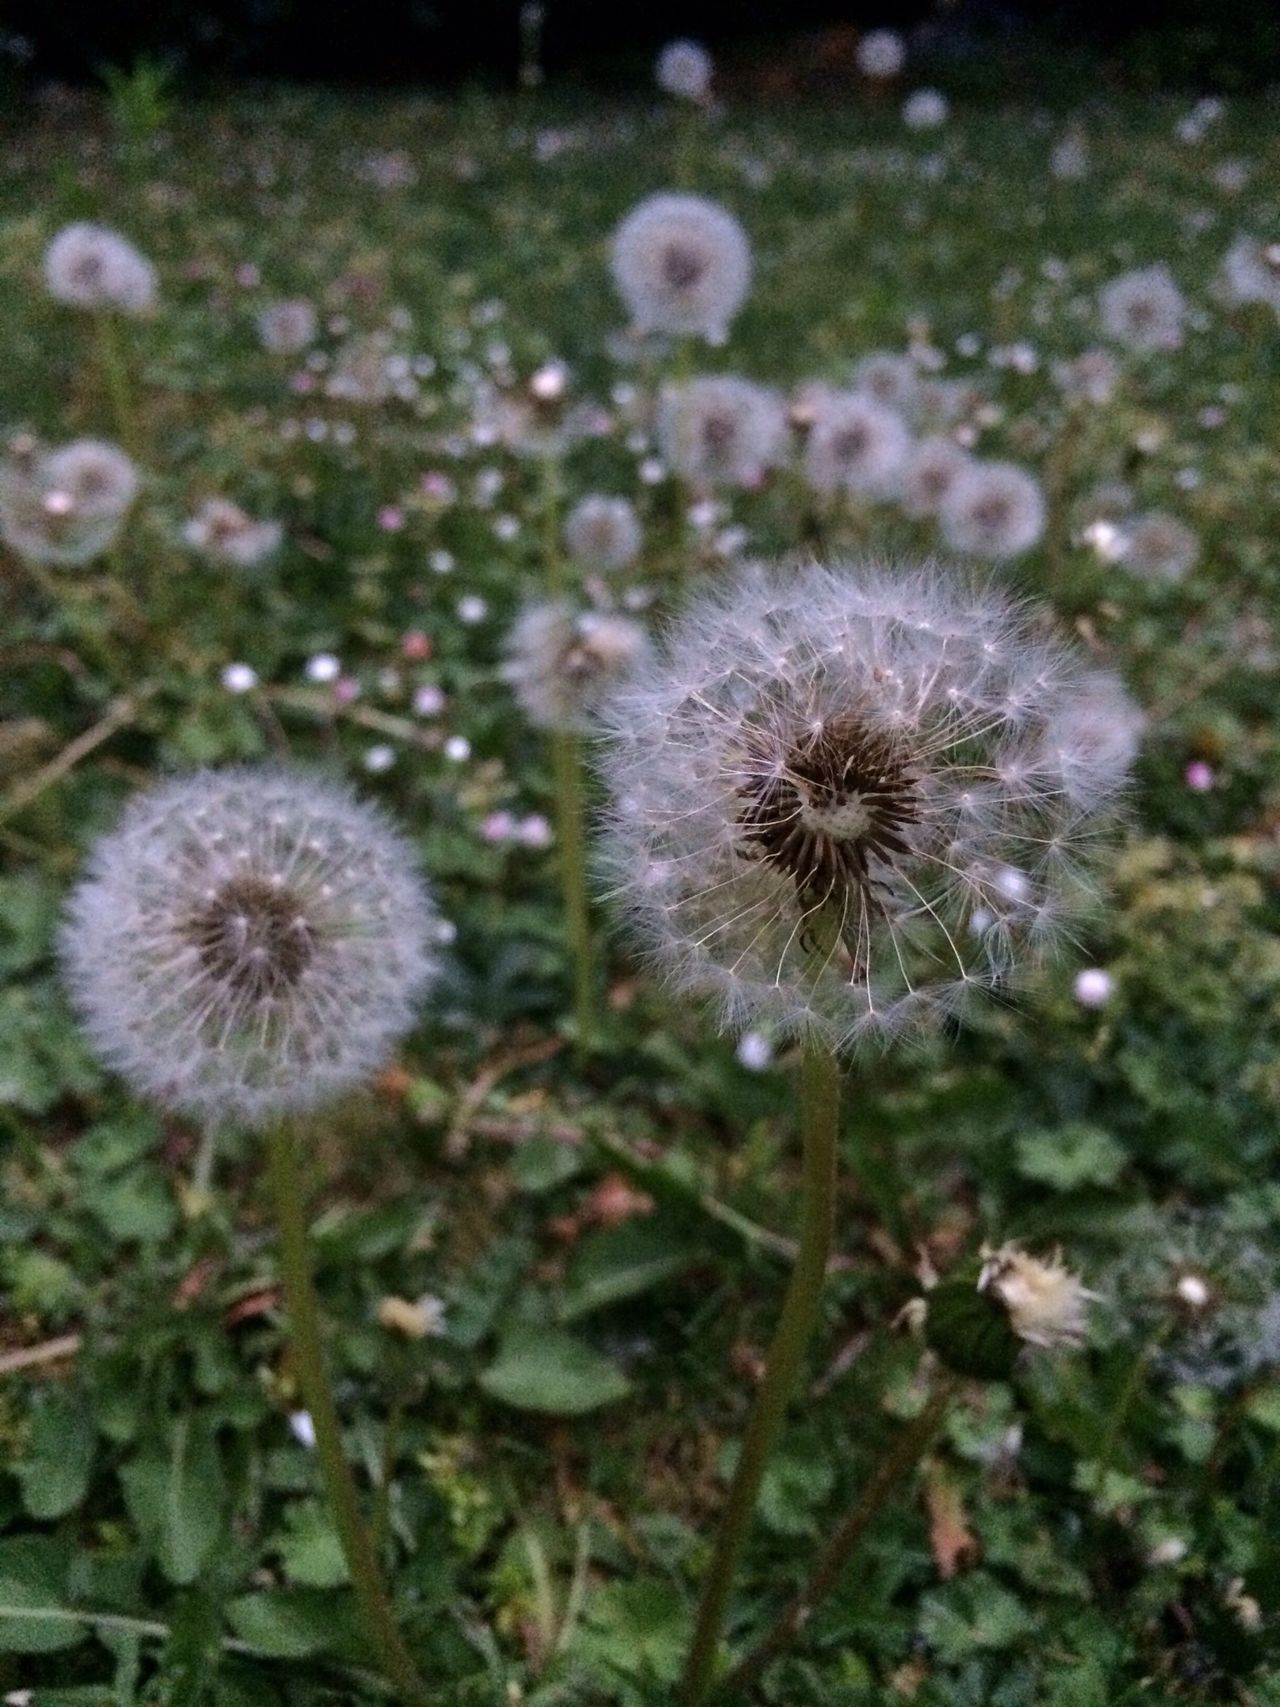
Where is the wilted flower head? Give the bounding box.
[41,439,139,520]
[257,298,318,354]
[655,38,712,103]
[1098,264,1188,353]
[940,460,1045,559]
[184,498,283,569]
[978,1242,1097,1348]
[60,767,439,1129]
[610,192,751,344]
[597,559,1132,1051]
[1214,235,1280,314]
[43,222,157,315]
[1116,511,1199,585]
[0,439,131,567]
[657,375,784,488]
[503,600,651,733]
[564,494,642,572]
[856,28,905,78]
[901,435,971,519]
[804,392,911,499]
[902,88,948,129]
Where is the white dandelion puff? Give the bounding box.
[43,222,157,315]
[1214,235,1280,314]
[1116,511,1199,584]
[1051,348,1121,407]
[804,392,911,500]
[59,767,440,1129]
[657,375,785,489]
[563,494,643,572]
[856,28,905,78]
[40,439,139,520]
[902,88,948,129]
[0,442,131,568]
[184,497,283,569]
[852,351,918,414]
[610,192,751,344]
[656,39,712,103]
[257,298,318,355]
[595,558,1132,1052]
[503,600,652,733]
[1098,264,1188,354]
[900,435,972,519]
[939,460,1045,559]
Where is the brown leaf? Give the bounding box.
[924,1462,978,1579]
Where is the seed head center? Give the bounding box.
[798,787,874,842]
[190,874,314,999]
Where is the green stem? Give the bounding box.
[96,312,139,457]
[264,1122,430,1706]
[678,1043,841,1706]
[717,1378,956,1696]
[541,450,563,599]
[551,724,595,1050]
[191,1125,219,1200]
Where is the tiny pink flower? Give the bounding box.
[377,505,405,532]
[1185,760,1214,792]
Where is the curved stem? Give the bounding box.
[718,1378,956,1697]
[264,1122,430,1705]
[678,1043,840,1706]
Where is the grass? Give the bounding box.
[1,76,1279,1706]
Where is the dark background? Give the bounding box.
[4,0,1279,92]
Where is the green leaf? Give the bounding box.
[581,1578,687,1684]
[89,1167,178,1243]
[225,1589,353,1659]
[511,1133,583,1193]
[119,1419,226,1585]
[276,1501,349,1588]
[0,1537,82,1653]
[15,1388,96,1520]
[1015,1123,1127,1191]
[480,1325,630,1415]
[918,1572,1037,1661]
[560,1217,696,1321]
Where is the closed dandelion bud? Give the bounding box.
[59,767,441,1130]
[939,459,1046,559]
[610,192,751,345]
[596,558,1134,1052]
[563,494,642,572]
[43,222,157,315]
[657,376,785,488]
[503,600,652,733]
[923,1270,1022,1382]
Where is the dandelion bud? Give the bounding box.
[60,767,441,1129]
[596,559,1133,1051]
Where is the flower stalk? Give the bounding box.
[678,1039,840,1705]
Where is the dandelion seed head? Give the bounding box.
[563,494,643,571]
[0,440,130,567]
[40,439,139,520]
[184,497,283,569]
[939,459,1045,558]
[1117,511,1199,584]
[59,767,440,1129]
[610,192,751,343]
[1098,264,1188,353]
[596,559,1131,1052]
[655,39,712,103]
[504,600,652,733]
[43,222,157,315]
[804,392,911,499]
[658,375,784,489]
[901,435,971,518]
[257,298,318,355]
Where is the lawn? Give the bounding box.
[1,70,1279,1706]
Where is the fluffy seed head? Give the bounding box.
[1098,264,1187,353]
[1117,511,1199,584]
[596,558,1133,1052]
[655,39,712,102]
[856,28,905,77]
[658,375,784,489]
[184,498,283,569]
[852,351,918,414]
[902,88,948,129]
[563,494,642,571]
[610,192,751,344]
[43,223,156,315]
[41,440,139,520]
[257,298,318,354]
[504,600,652,733]
[1051,348,1121,406]
[978,1243,1097,1348]
[1215,235,1280,313]
[805,392,911,499]
[60,767,440,1129]
[940,460,1045,559]
[901,435,972,518]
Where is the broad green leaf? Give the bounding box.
[119,1419,226,1585]
[1015,1123,1127,1191]
[560,1217,696,1320]
[225,1588,352,1659]
[15,1388,96,1520]
[0,1536,82,1653]
[918,1572,1037,1661]
[276,1501,348,1588]
[480,1325,630,1415]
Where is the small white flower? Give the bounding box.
[457,595,488,624]
[221,663,258,694]
[363,744,396,773]
[305,653,341,684]
[1073,967,1113,1008]
[444,735,471,761]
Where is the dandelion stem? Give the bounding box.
[191,1125,219,1199]
[716,1377,956,1696]
[96,312,139,457]
[678,1041,840,1706]
[551,724,595,1050]
[264,1121,430,1706]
